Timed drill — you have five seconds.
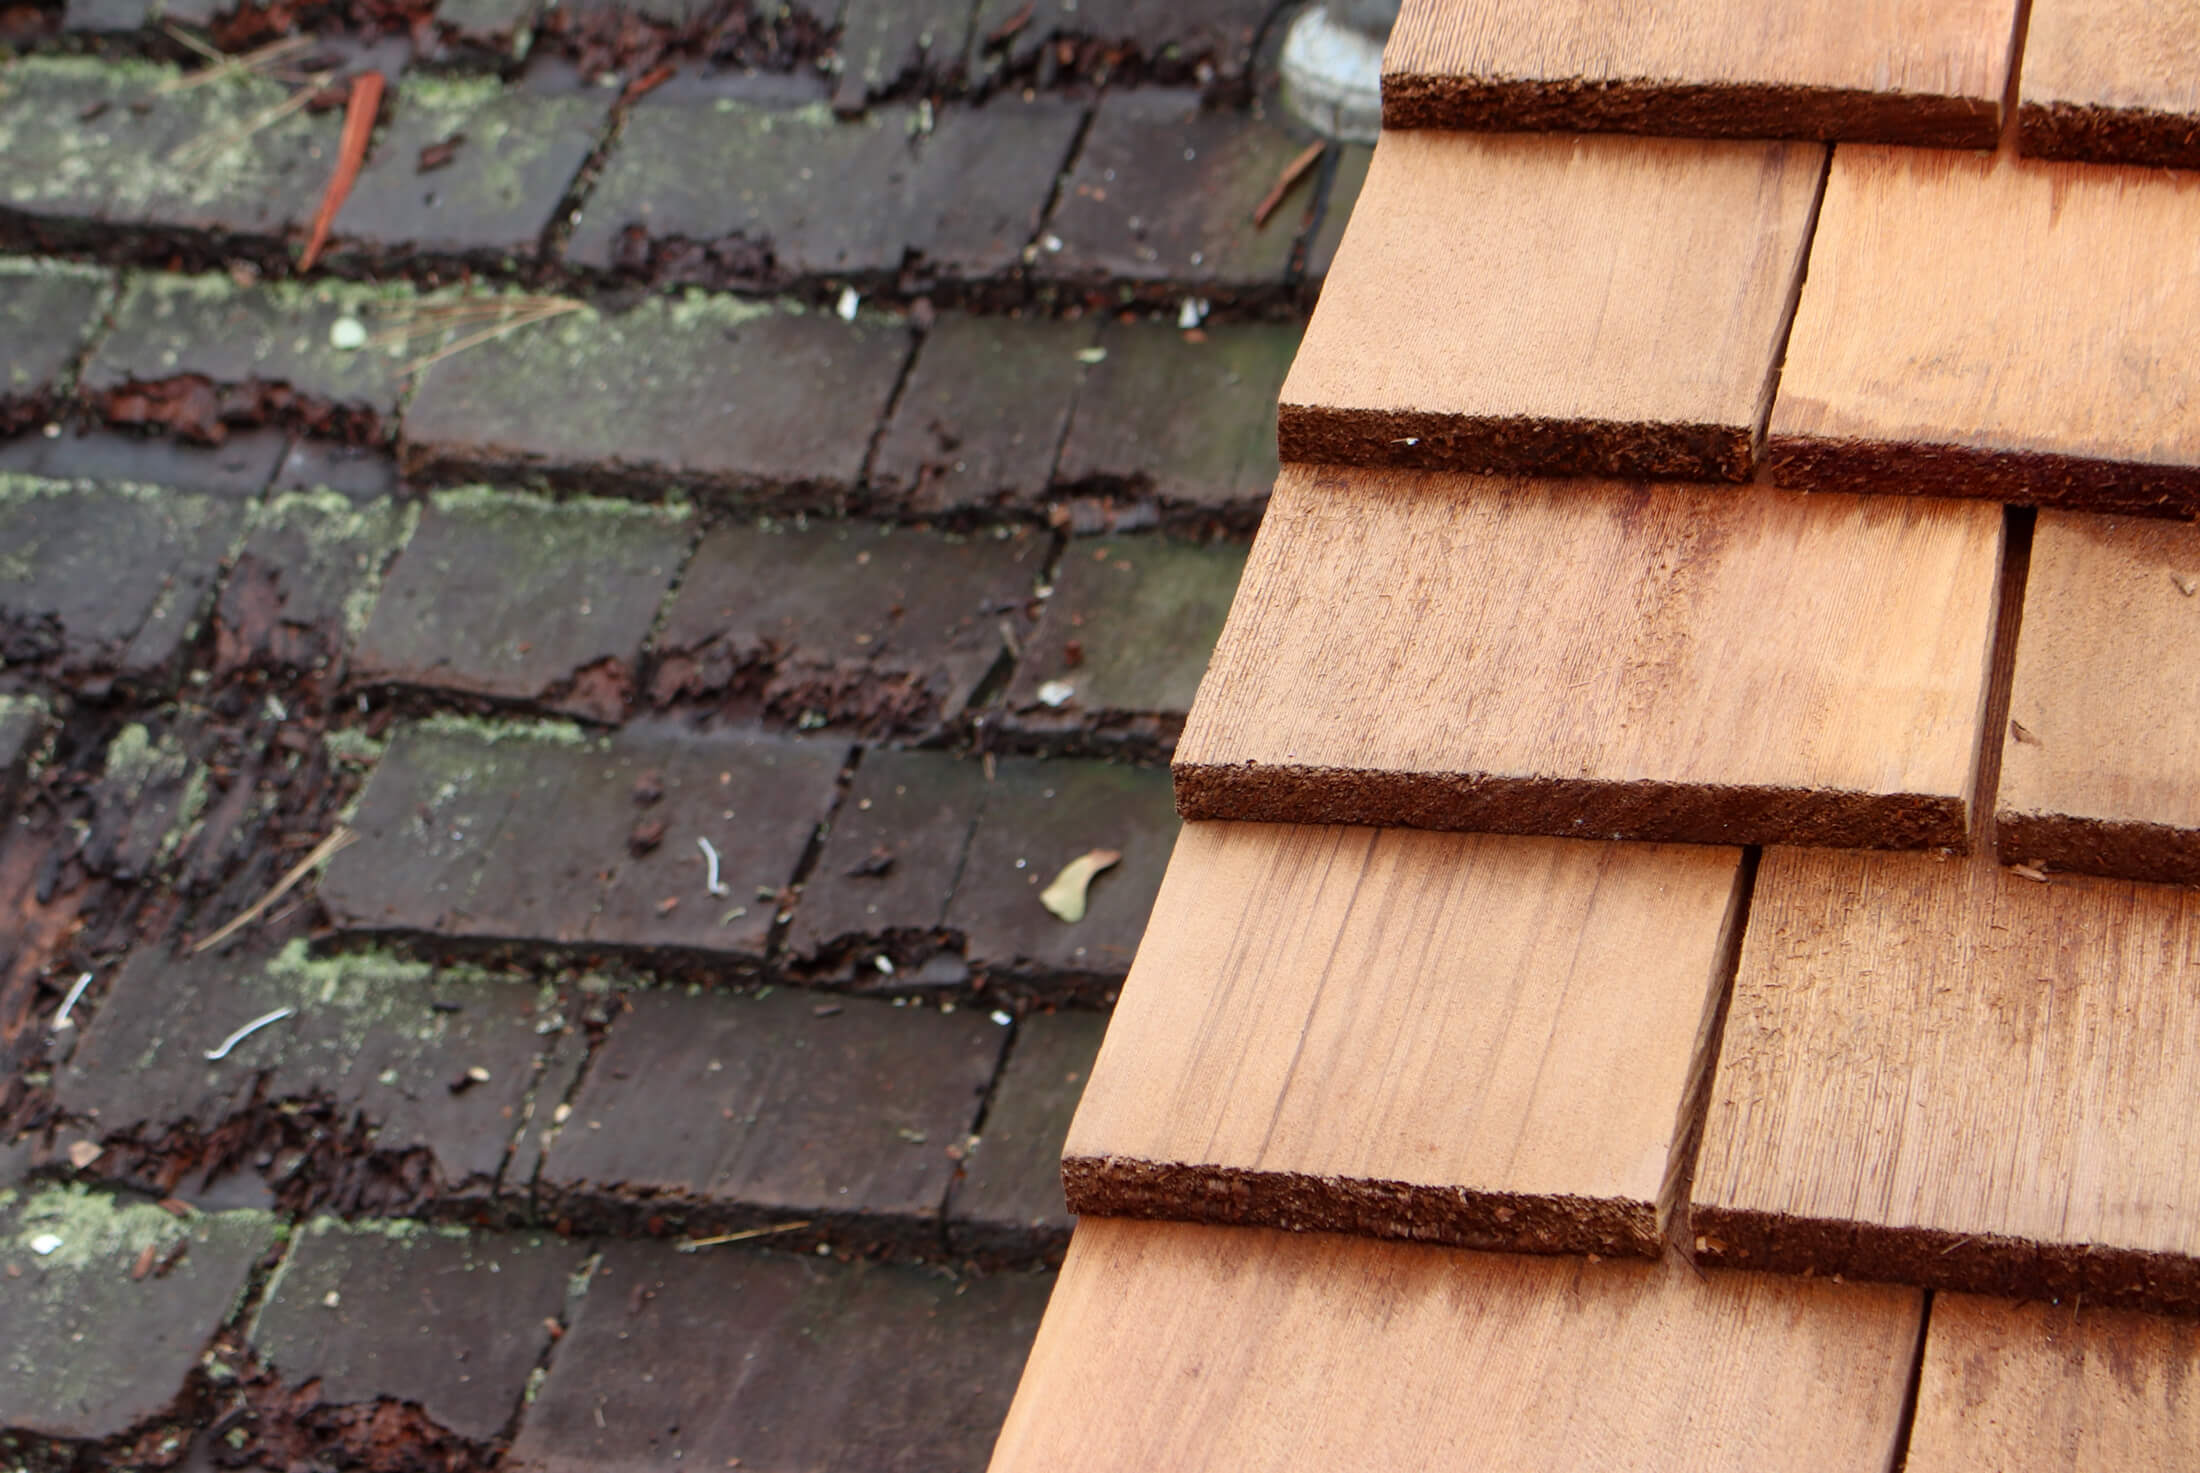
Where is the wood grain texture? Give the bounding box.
[1384,0,2016,146]
[1063,822,1744,1257]
[1278,130,1824,483]
[1173,464,2003,850]
[1907,1294,2200,1471]
[2019,0,2200,167]
[1770,147,2200,518]
[989,1219,1923,1473]
[1999,511,2200,885]
[1692,843,2200,1314]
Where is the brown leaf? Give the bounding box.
[297,69,385,273]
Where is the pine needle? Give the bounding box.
[190,826,357,954]
[169,70,330,168]
[367,296,586,375]
[156,33,312,94]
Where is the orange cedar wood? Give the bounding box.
[1692,843,2200,1315]
[1063,821,1744,1257]
[1906,1294,2200,1471]
[988,1219,1922,1473]
[1998,511,2200,885]
[1277,130,1824,483]
[1770,147,2200,518]
[2019,0,2200,168]
[1173,465,2003,850]
[1384,0,2018,147]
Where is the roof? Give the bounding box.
[995,0,2200,1466]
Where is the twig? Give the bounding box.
[698,836,729,897]
[1253,141,1326,229]
[298,70,383,273]
[204,1006,295,1062]
[51,972,93,1030]
[675,1221,812,1252]
[190,826,357,954]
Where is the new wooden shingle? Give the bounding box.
[2019,0,2200,168]
[1384,0,2018,147]
[1771,148,2200,518]
[1278,130,1824,483]
[991,1219,1923,1473]
[1174,465,2003,850]
[1692,844,2200,1315]
[1998,510,2200,885]
[1063,821,1743,1258]
[1906,1294,2200,1471]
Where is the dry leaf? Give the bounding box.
[298,70,384,273]
[1040,848,1121,923]
[67,1140,102,1169]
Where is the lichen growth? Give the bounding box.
[107,274,419,386]
[429,482,691,526]
[262,937,436,994]
[157,763,212,867]
[395,72,506,114]
[664,287,783,331]
[9,1183,192,1271]
[0,58,325,222]
[411,712,600,749]
[0,253,107,283]
[295,1213,473,1245]
[0,471,170,505]
[322,727,388,768]
[236,941,518,1060]
[0,691,48,727]
[100,721,191,796]
[252,490,418,641]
